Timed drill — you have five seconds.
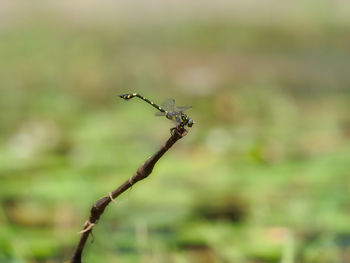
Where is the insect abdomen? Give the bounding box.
[119,93,166,113]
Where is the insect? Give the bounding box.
[119,93,194,133]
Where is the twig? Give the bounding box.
[70,127,188,263]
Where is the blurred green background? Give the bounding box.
[1,1,350,262]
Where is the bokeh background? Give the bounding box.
[1,1,350,262]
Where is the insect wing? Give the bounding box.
[161,98,175,112]
[176,105,192,112]
[154,111,166,116]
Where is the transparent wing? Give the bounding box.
[161,98,175,112]
[154,111,166,116]
[176,105,192,112]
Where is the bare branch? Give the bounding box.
[70,127,188,263]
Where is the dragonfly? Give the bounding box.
[119,93,194,133]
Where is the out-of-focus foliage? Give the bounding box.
[0,1,350,262]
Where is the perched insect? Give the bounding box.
[119,93,194,133]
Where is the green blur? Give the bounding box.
[0,2,350,263]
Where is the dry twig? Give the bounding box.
[70,127,188,263]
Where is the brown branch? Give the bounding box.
[70,127,188,263]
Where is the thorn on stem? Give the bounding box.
[77,220,95,234]
[109,192,116,203]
